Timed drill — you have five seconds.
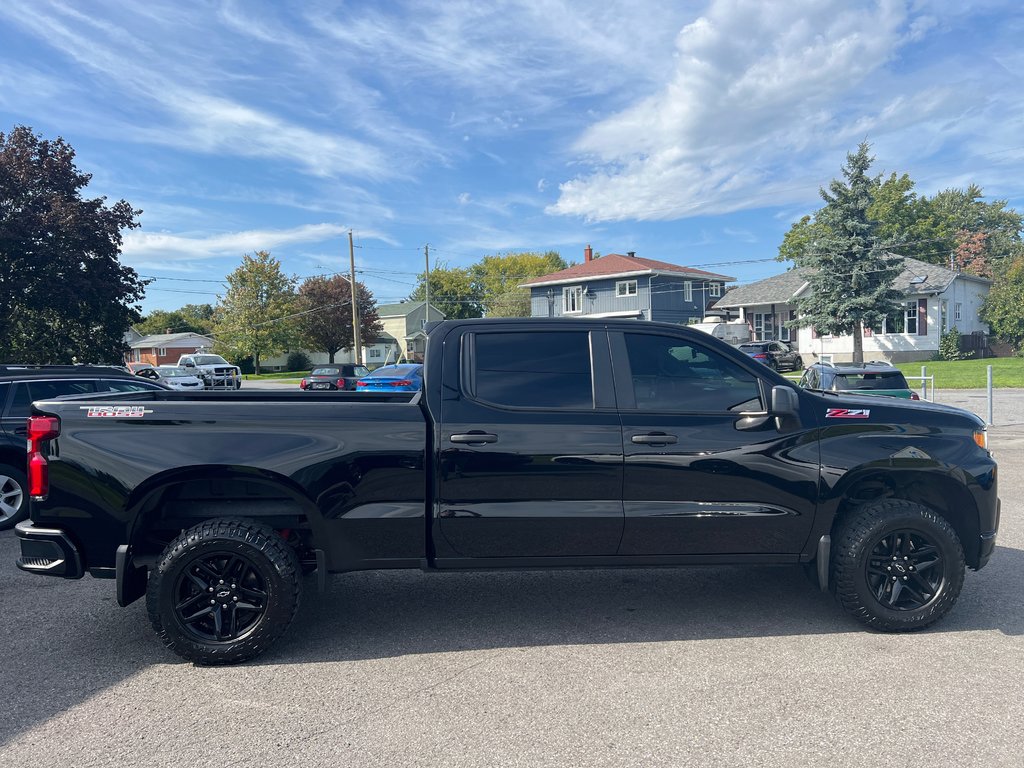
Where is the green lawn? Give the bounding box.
[893,357,1024,389]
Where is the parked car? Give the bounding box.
[799,361,919,399]
[0,364,168,530]
[355,363,424,391]
[738,341,803,371]
[135,365,205,390]
[299,364,370,391]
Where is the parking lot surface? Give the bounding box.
[1,395,1022,767]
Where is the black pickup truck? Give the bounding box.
[16,319,999,664]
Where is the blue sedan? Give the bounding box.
[355,363,424,392]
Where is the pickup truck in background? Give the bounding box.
[16,319,999,664]
[176,352,242,389]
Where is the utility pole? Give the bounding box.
[424,244,430,319]
[349,229,361,364]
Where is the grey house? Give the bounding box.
[712,255,991,363]
[522,246,734,323]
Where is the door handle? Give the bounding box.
[631,433,677,445]
[450,432,498,445]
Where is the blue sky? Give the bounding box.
[2,0,1023,313]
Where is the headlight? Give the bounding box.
[973,429,988,450]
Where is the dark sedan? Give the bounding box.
[299,364,370,391]
[737,341,803,371]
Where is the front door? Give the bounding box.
[434,327,624,561]
[611,330,820,557]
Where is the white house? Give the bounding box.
[712,256,991,363]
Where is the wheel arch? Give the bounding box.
[126,465,328,555]
[829,466,982,568]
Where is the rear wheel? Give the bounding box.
[0,464,28,531]
[146,518,301,664]
[832,500,964,631]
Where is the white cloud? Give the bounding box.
[121,223,349,266]
[547,0,1008,221]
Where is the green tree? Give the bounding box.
[136,304,215,336]
[408,262,483,319]
[213,251,296,374]
[296,275,383,363]
[0,125,146,363]
[472,251,566,317]
[791,143,904,363]
[981,255,1024,349]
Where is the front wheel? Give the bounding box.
[832,500,964,632]
[0,464,28,531]
[146,518,301,664]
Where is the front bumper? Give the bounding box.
[15,521,84,579]
[976,498,1000,570]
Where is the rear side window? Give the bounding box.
[9,380,96,417]
[0,383,10,415]
[472,331,593,409]
[99,379,162,392]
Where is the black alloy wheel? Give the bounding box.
[147,518,301,664]
[172,551,269,643]
[864,529,944,611]
[831,499,964,632]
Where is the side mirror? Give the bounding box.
[771,384,800,416]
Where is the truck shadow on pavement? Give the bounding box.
[2,539,1021,747]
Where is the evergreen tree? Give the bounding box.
[791,143,904,363]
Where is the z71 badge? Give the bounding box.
[81,405,153,418]
[826,408,870,419]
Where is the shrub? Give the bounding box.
[938,327,969,361]
[286,351,312,372]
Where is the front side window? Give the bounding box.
[562,286,583,314]
[616,280,637,297]
[472,331,592,409]
[623,333,761,412]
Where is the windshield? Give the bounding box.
[192,355,230,365]
[833,372,909,391]
[365,365,421,378]
[156,367,190,377]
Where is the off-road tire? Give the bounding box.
[832,499,964,632]
[0,464,28,531]
[147,518,301,664]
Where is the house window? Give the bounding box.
[779,310,796,342]
[369,348,381,359]
[132,349,141,362]
[709,282,722,298]
[881,301,917,334]
[563,286,583,314]
[954,302,962,322]
[616,280,638,298]
[157,348,167,357]
[752,313,775,341]
[683,281,693,302]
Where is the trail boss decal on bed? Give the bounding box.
[80,405,153,418]
[825,408,870,419]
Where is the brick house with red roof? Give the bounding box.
[521,246,734,324]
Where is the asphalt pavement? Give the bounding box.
[1,394,1022,767]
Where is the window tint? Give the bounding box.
[473,331,592,409]
[8,380,96,417]
[623,333,761,412]
[0,383,9,414]
[832,372,909,391]
[99,379,161,392]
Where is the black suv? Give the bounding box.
[799,361,919,400]
[0,365,168,530]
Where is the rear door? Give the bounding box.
[434,326,624,561]
[612,329,820,557]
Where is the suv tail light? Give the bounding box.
[753,353,767,360]
[27,416,60,499]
